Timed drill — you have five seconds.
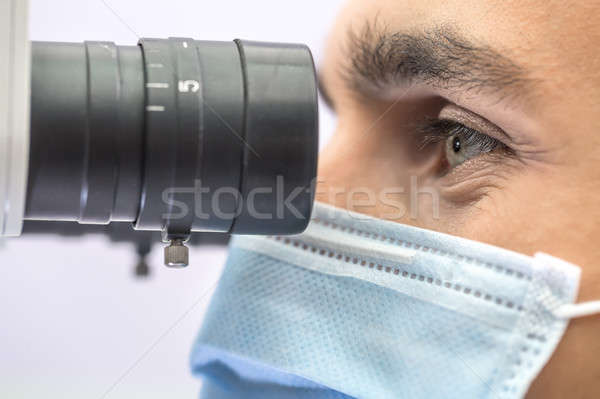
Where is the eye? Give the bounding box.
[418,119,513,172]
[444,123,504,168]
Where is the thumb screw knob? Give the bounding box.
[164,239,189,268]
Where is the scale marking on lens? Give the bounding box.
[146,83,169,89]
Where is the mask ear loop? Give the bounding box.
[553,301,600,319]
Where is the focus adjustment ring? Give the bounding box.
[135,38,179,232]
[164,37,203,240]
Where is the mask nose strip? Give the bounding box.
[301,222,416,266]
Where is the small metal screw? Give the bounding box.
[164,239,189,268]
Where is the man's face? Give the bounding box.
[318,0,600,395]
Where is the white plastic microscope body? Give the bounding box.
[0,0,30,237]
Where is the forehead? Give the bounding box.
[336,0,596,45]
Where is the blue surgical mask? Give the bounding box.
[191,202,600,399]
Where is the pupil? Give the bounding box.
[452,136,461,153]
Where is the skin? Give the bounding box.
[317,0,600,397]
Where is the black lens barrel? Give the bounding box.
[25,38,318,237]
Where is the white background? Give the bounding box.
[0,1,341,397]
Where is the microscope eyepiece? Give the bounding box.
[25,38,319,248]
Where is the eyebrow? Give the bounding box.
[343,21,535,101]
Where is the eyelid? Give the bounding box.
[415,119,475,149]
[438,104,513,144]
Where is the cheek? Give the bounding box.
[430,169,563,253]
[455,168,600,267]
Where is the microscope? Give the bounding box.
[0,0,319,269]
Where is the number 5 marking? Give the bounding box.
[178,80,200,93]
